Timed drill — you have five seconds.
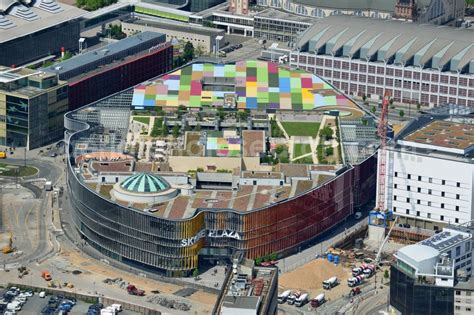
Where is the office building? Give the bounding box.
[229,0,249,15]
[377,107,474,229]
[255,0,465,25]
[214,260,278,315]
[291,16,474,107]
[43,31,173,111]
[390,222,474,315]
[0,0,85,66]
[254,8,316,43]
[0,67,68,149]
[137,0,226,14]
[454,276,474,315]
[122,18,225,53]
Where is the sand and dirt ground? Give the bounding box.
[279,258,352,301]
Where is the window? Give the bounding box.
[406,197,410,202]
[467,291,472,297]
[441,192,445,197]
[394,207,397,212]
[406,209,410,215]
[466,307,471,312]
[428,213,431,218]
[418,176,422,181]
[442,180,446,185]
[456,206,460,211]
[395,172,398,177]
[441,203,445,209]
[407,186,411,191]
[455,306,461,310]
[466,242,470,252]
[456,291,461,295]
[394,184,398,189]
[429,177,433,183]
[441,215,444,221]
[456,194,460,200]
[417,200,421,204]
[418,187,421,193]
[417,211,420,216]
[394,196,397,201]
[456,218,459,223]
[408,174,411,179]
[428,201,432,206]
[457,182,461,187]
[428,189,432,195]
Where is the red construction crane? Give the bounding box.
[375,91,391,212]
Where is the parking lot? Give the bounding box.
[0,287,141,314]
[218,36,264,62]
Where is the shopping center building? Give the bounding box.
[65,60,379,276]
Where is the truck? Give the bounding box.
[277,290,291,304]
[294,293,309,307]
[310,293,325,308]
[363,264,376,277]
[110,304,122,312]
[322,276,338,290]
[41,271,52,281]
[286,291,301,305]
[126,284,145,296]
[260,260,278,267]
[347,275,365,287]
[45,181,52,191]
[349,287,361,296]
[352,263,368,276]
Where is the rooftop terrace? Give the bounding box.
[402,120,474,152]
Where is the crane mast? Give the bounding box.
[376,91,391,212]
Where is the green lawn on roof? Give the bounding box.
[133,117,150,125]
[281,122,321,137]
[293,143,312,158]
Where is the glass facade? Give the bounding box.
[6,95,29,147]
[390,265,454,315]
[65,84,377,276]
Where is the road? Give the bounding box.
[1,152,65,267]
[352,285,390,315]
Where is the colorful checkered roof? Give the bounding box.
[132,60,353,110]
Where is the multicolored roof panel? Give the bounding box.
[132,60,354,110]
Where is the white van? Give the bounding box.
[111,304,122,312]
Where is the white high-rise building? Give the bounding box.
[378,109,474,230]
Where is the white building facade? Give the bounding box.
[380,148,474,228]
[378,115,474,229]
[289,16,474,107]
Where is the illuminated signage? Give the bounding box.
[181,229,241,247]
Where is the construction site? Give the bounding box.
[275,92,443,313]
